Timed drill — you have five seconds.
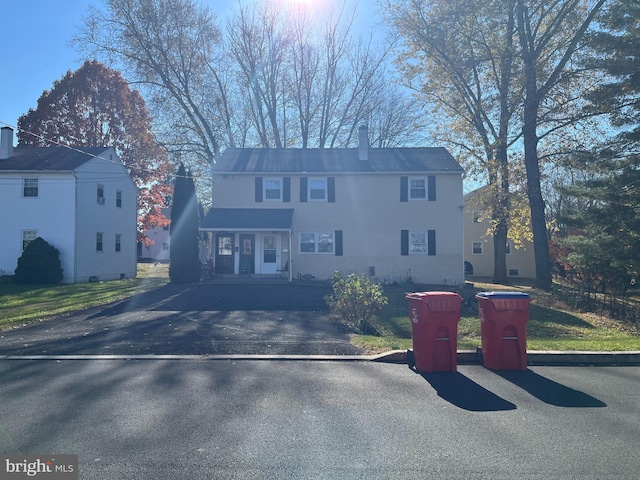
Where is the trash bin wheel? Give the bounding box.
[406,350,415,370]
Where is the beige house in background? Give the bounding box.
[200,126,466,285]
[464,188,536,279]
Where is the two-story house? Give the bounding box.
[200,126,465,285]
[0,126,138,283]
[464,187,536,279]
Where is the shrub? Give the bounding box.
[14,237,64,284]
[324,270,388,334]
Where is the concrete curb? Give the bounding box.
[1,350,640,366]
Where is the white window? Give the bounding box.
[22,230,37,250]
[97,184,105,205]
[473,212,481,223]
[115,234,122,252]
[308,178,327,201]
[162,242,169,250]
[409,177,426,200]
[472,242,483,255]
[116,190,122,208]
[23,178,39,197]
[300,232,334,254]
[264,178,282,201]
[410,232,427,254]
[96,232,103,252]
[506,241,511,255]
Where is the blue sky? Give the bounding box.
[0,0,376,144]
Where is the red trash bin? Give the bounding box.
[476,292,531,370]
[405,292,462,373]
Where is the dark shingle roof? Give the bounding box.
[201,208,294,230]
[214,147,464,174]
[0,146,109,171]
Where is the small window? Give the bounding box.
[97,184,105,205]
[162,242,169,251]
[96,232,103,252]
[115,234,122,252]
[509,269,519,276]
[22,230,37,250]
[23,178,39,197]
[264,178,282,201]
[472,242,483,255]
[473,212,481,223]
[309,178,327,201]
[506,242,511,255]
[116,190,122,208]
[409,177,426,200]
[300,232,334,254]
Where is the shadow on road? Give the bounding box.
[494,369,607,408]
[419,371,517,412]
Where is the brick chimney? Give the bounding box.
[0,126,13,159]
[358,124,368,161]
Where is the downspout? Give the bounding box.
[73,172,79,283]
[288,230,292,282]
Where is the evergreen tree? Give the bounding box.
[169,164,202,284]
[14,237,64,284]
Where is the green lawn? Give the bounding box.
[0,263,169,330]
[353,281,640,353]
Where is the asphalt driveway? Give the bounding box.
[0,282,363,356]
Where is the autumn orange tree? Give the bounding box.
[17,60,173,246]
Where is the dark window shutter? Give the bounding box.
[283,177,291,202]
[335,230,343,256]
[401,230,409,256]
[428,230,436,255]
[255,177,263,202]
[300,177,308,202]
[400,176,408,202]
[428,176,436,201]
[328,177,335,203]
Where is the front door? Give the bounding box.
[261,234,279,275]
[215,233,234,274]
[239,234,255,274]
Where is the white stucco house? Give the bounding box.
[200,126,465,285]
[139,208,171,262]
[0,127,138,283]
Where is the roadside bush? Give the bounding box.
[324,271,388,334]
[14,237,64,284]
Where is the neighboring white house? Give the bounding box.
[464,187,536,279]
[200,126,465,285]
[139,208,171,262]
[0,127,138,283]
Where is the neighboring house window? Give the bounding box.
[97,184,105,205]
[116,190,122,208]
[23,178,38,197]
[96,233,103,252]
[509,269,519,276]
[309,178,327,201]
[22,230,37,250]
[163,226,169,231]
[162,242,169,250]
[472,242,483,255]
[264,178,282,201]
[506,242,511,254]
[401,230,436,255]
[409,178,426,200]
[300,232,334,254]
[115,234,121,252]
[473,212,481,223]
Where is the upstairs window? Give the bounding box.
[472,242,483,255]
[309,178,327,201]
[264,178,282,201]
[97,184,105,205]
[23,178,38,197]
[409,178,426,199]
[116,190,122,208]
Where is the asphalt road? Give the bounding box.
[0,283,362,356]
[1,360,638,479]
